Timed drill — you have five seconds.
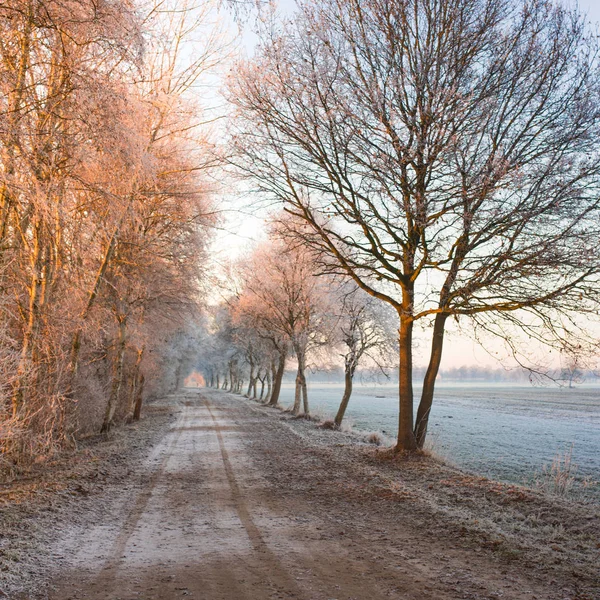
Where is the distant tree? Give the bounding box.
[230,287,289,407]
[332,283,397,428]
[558,347,586,389]
[230,0,600,450]
[207,305,244,393]
[235,238,331,415]
[231,326,274,400]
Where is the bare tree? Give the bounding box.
[557,342,591,389]
[0,0,144,452]
[332,283,397,428]
[234,237,330,414]
[229,0,600,450]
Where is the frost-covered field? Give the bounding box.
[278,382,600,497]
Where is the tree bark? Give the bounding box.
[334,365,354,428]
[414,313,448,448]
[301,371,309,415]
[101,315,127,433]
[265,368,272,403]
[132,373,145,421]
[293,364,302,415]
[293,349,308,415]
[228,363,235,392]
[268,349,286,406]
[127,347,144,421]
[12,220,43,417]
[246,361,255,396]
[397,311,417,451]
[69,231,118,383]
[266,361,275,402]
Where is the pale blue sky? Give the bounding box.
[578,0,600,25]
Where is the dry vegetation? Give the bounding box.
[0,0,217,473]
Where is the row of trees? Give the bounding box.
[201,231,397,428]
[0,0,219,466]
[226,0,600,450]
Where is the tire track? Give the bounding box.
[204,398,305,599]
[91,404,189,591]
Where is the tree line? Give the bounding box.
[4,0,600,465]
[200,227,397,428]
[0,0,217,468]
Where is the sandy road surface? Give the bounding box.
[47,390,584,600]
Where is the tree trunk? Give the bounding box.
[268,349,286,406]
[335,364,354,428]
[293,365,302,415]
[259,376,265,400]
[300,348,309,415]
[69,231,118,384]
[12,221,43,417]
[101,315,127,433]
[414,313,448,448]
[228,363,235,391]
[265,370,272,403]
[246,361,254,396]
[216,373,220,389]
[127,347,144,421]
[396,311,417,451]
[132,373,145,421]
[0,183,11,254]
[293,349,308,416]
[301,372,308,415]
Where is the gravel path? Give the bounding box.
[4,389,598,599]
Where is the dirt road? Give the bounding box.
[45,390,593,600]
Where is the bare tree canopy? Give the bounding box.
[0,0,220,464]
[234,237,332,414]
[331,282,397,428]
[229,0,600,450]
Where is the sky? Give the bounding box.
[578,0,600,25]
[205,0,600,370]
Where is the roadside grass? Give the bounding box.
[235,388,599,503]
[418,431,458,468]
[527,445,599,502]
